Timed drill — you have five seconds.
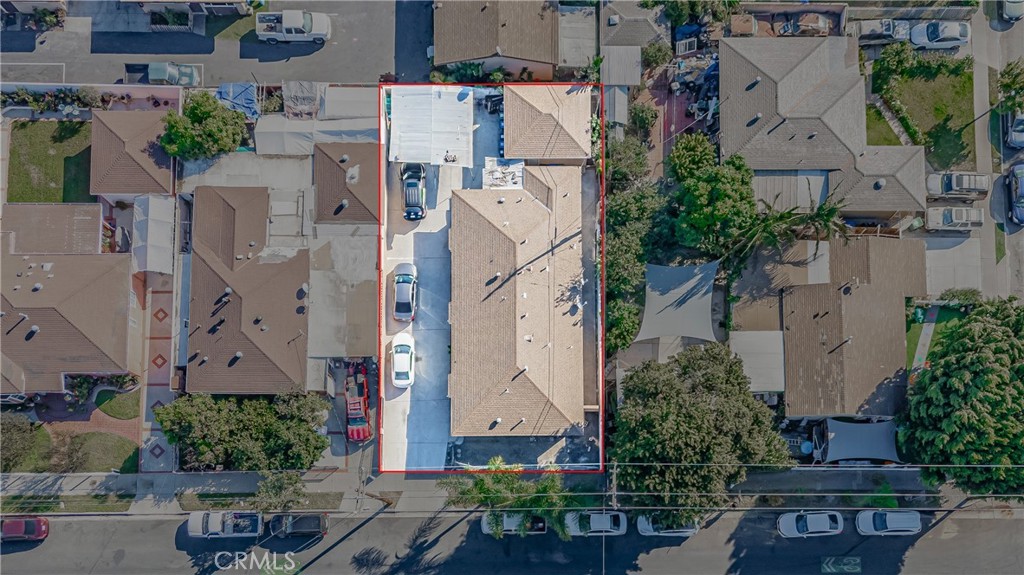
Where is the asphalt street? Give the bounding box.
[1,511,1022,575]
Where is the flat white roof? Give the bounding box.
[388,85,474,167]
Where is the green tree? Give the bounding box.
[438,457,580,540]
[256,471,307,512]
[900,298,1024,494]
[674,154,757,256]
[610,344,792,527]
[939,287,982,306]
[629,102,659,138]
[667,132,718,181]
[605,182,666,297]
[874,42,917,83]
[154,393,234,470]
[606,135,650,192]
[605,297,642,355]
[160,91,247,160]
[0,413,35,472]
[641,41,673,70]
[998,57,1024,113]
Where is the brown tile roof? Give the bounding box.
[449,166,588,436]
[1,232,134,395]
[504,85,592,160]
[313,143,379,224]
[185,186,310,394]
[90,111,173,196]
[1,204,102,254]
[732,237,925,416]
[433,1,560,66]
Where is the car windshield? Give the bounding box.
[396,301,412,313]
[943,210,955,225]
[1014,193,1024,207]
[796,516,809,534]
[396,274,414,284]
[395,344,411,354]
[829,516,840,530]
[302,12,312,33]
[873,514,889,532]
[926,22,940,41]
[1012,118,1024,133]
[395,369,410,381]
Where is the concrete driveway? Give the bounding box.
[380,162,452,472]
[924,235,983,295]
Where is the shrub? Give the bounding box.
[641,42,673,70]
[161,91,247,160]
[629,102,659,137]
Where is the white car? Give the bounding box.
[855,510,923,536]
[910,21,970,50]
[777,510,843,538]
[1007,111,1024,150]
[481,513,547,536]
[1003,0,1024,22]
[390,333,415,388]
[565,511,627,537]
[637,515,700,537]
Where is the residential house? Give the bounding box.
[600,0,670,48]
[503,84,592,164]
[127,0,250,16]
[730,237,926,418]
[433,1,560,81]
[0,0,63,15]
[1,204,144,404]
[90,110,174,204]
[448,166,597,436]
[720,37,927,222]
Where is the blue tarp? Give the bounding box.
[216,83,259,121]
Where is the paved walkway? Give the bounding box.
[911,304,941,370]
[138,273,176,473]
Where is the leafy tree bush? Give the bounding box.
[641,41,673,70]
[901,298,1024,494]
[605,297,642,355]
[667,132,718,181]
[629,102,659,138]
[605,181,666,297]
[256,471,307,512]
[0,413,36,472]
[606,135,650,192]
[160,91,247,160]
[874,42,917,82]
[999,57,1024,112]
[674,154,757,256]
[611,344,791,527]
[939,287,982,306]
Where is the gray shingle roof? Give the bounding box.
[600,0,670,47]
[504,85,592,160]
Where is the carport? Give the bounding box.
[387,85,474,167]
[813,419,902,464]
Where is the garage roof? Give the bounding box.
[388,85,474,167]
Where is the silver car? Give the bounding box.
[1007,111,1024,150]
[393,263,418,322]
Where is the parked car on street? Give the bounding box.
[256,10,331,44]
[1006,110,1024,149]
[565,511,628,537]
[926,171,991,203]
[777,510,844,538]
[123,62,201,87]
[481,513,547,536]
[393,262,418,322]
[1003,0,1024,21]
[390,333,415,389]
[926,207,985,232]
[855,510,922,536]
[854,19,910,46]
[637,515,700,537]
[187,511,263,538]
[401,163,427,221]
[269,513,329,538]
[909,21,970,50]
[1007,163,1024,225]
[1,517,49,542]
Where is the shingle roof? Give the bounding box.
[185,187,310,394]
[600,0,670,47]
[1,204,102,254]
[600,45,642,86]
[313,142,379,224]
[720,37,925,214]
[433,0,559,66]
[90,111,173,196]
[504,85,592,160]
[448,166,587,436]
[1,232,133,394]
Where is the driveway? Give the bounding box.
[924,235,983,295]
[380,162,452,472]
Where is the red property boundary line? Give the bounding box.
[376,82,605,475]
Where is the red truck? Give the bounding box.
[345,363,372,443]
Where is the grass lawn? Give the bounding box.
[893,71,976,171]
[10,425,53,473]
[75,432,139,474]
[7,120,94,203]
[95,389,141,420]
[906,320,924,369]
[866,106,902,146]
[177,491,344,512]
[996,222,1007,263]
[0,494,134,514]
[908,306,968,368]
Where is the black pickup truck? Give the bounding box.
[269,513,330,538]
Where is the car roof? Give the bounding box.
[804,511,836,532]
[879,511,921,529]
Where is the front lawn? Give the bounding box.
[891,69,975,170]
[75,432,139,473]
[907,306,967,368]
[866,106,901,146]
[0,494,134,514]
[9,425,52,473]
[7,120,94,203]
[96,389,141,420]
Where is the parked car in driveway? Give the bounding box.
[637,515,700,537]
[566,511,627,537]
[1006,110,1024,150]
[390,333,415,388]
[910,21,970,50]
[401,163,427,221]
[777,511,843,538]
[855,510,922,536]
[1003,0,1024,21]
[256,10,331,44]
[393,263,418,322]
[926,171,991,203]
[344,363,372,442]
[1,517,49,542]
[481,513,547,536]
[926,207,985,232]
[1007,163,1024,225]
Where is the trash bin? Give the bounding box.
[913,307,925,323]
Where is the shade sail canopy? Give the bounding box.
[132,194,175,275]
[388,85,473,167]
[820,419,902,464]
[634,261,720,343]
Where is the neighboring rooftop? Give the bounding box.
[448,166,590,436]
[503,84,592,160]
[313,142,379,224]
[600,45,643,87]
[433,0,560,66]
[600,0,670,47]
[90,110,173,196]
[719,37,926,214]
[1,204,102,254]
[185,186,310,395]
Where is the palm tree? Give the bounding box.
[795,197,849,255]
